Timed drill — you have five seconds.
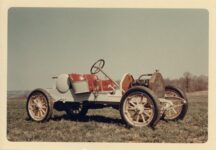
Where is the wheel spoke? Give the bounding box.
[173,104,183,108]
[140,114,146,123]
[144,107,151,110]
[165,96,184,102]
[171,108,177,114]
[34,99,40,105]
[135,97,140,104]
[29,106,35,112]
[38,110,43,116]
[38,95,45,101]
[143,111,151,118]
[32,99,37,104]
[136,114,140,122]
[128,100,136,107]
[131,112,138,120]
[41,105,47,109]
[167,104,182,111]
[141,97,147,105]
[128,106,136,111]
[32,109,37,114]
[35,110,39,117]
[40,108,46,115]
[38,110,42,117]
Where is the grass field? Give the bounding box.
[7,91,208,142]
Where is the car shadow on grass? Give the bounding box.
[49,101,125,126]
[51,114,124,126]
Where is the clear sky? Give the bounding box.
[8,8,208,91]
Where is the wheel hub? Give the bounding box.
[136,104,144,114]
[36,102,42,108]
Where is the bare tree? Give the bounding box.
[164,72,208,92]
[183,72,192,92]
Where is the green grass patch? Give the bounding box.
[7,92,208,142]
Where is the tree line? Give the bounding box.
[164,72,208,92]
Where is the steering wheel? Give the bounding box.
[90,59,105,74]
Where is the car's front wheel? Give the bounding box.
[120,86,160,127]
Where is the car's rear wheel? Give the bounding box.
[65,102,88,118]
[163,85,188,121]
[26,89,53,122]
[120,86,160,127]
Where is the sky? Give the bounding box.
[8,8,208,91]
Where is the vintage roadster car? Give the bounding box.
[26,59,188,127]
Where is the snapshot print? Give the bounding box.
[7,8,208,142]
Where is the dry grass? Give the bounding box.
[7,91,208,142]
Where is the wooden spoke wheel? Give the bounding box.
[65,102,88,118]
[163,85,188,121]
[26,89,53,122]
[120,87,160,127]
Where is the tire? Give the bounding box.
[65,101,88,118]
[26,88,53,122]
[163,85,188,121]
[120,86,160,127]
